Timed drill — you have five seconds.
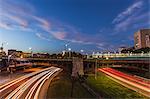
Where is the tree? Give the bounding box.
[121,47,150,53]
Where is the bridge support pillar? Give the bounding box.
[72,57,84,77]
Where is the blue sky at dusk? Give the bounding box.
[0,0,149,53]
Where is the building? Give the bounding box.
[22,52,32,58]
[8,49,23,58]
[8,49,17,56]
[33,53,50,58]
[16,51,23,57]
[0,51,6,58]
[8,49,28,58]
[134,29,150,49]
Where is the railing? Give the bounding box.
[90,53,150,58]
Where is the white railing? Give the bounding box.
[90,53,150,59]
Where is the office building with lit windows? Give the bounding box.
[134,29,150,49]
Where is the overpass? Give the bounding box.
[0,57,150,75]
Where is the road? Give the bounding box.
[99,68,150,98]
[0,67,45,86]
[0,67,62,99]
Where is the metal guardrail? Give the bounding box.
[90,53,150,58]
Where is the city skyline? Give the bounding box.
[0,0,149,53]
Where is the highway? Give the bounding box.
[0,67,62,99]
[99,68,150,98]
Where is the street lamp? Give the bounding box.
[80,49,84,56]
[1,42,8,47]
[80,49,84,53]
[68,48,71,51]
[80,49,84,58]
[1,42,8,52]
[29,47,32,57]
[65,44,68,51]
[68,48,71,58]
[29,47,32,50]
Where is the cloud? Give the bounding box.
[50,31,66,40]
[112,1,143,23]
[0,22,12,30]
[36,33,51,41]
[64,39,93,45]
[0,1,65,42]
[3,13,28,27]
[32,15,51,31]
[61,36,107,50]
[35,20,108,50]
[0,0,35,16]
[0,0,108,50]
[114,12,149,32]
[112,0,149,32]
[0,0,33,31]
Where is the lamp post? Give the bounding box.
[29,47,32,57]
[80,49,84,58]
[1,42,8,47]
[114,51,116,58]
[128,51,130,56]
[65,44,68,52]
[80,49,84,53]
[68,48,71,58]
[1,42,8,52]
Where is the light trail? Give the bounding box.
[33,68,61,99]
[0,67,56,90]
[6,70,50,99]
[0,67,62,99]
[25,72,52,99]
[101,68,150,87]
[99,68,150,98]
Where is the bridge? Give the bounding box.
[0,57,150,98]
[0,57,150,75]
[28,57,149,70]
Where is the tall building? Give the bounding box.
[134,29,150,49]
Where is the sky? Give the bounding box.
[0,0,149,53]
